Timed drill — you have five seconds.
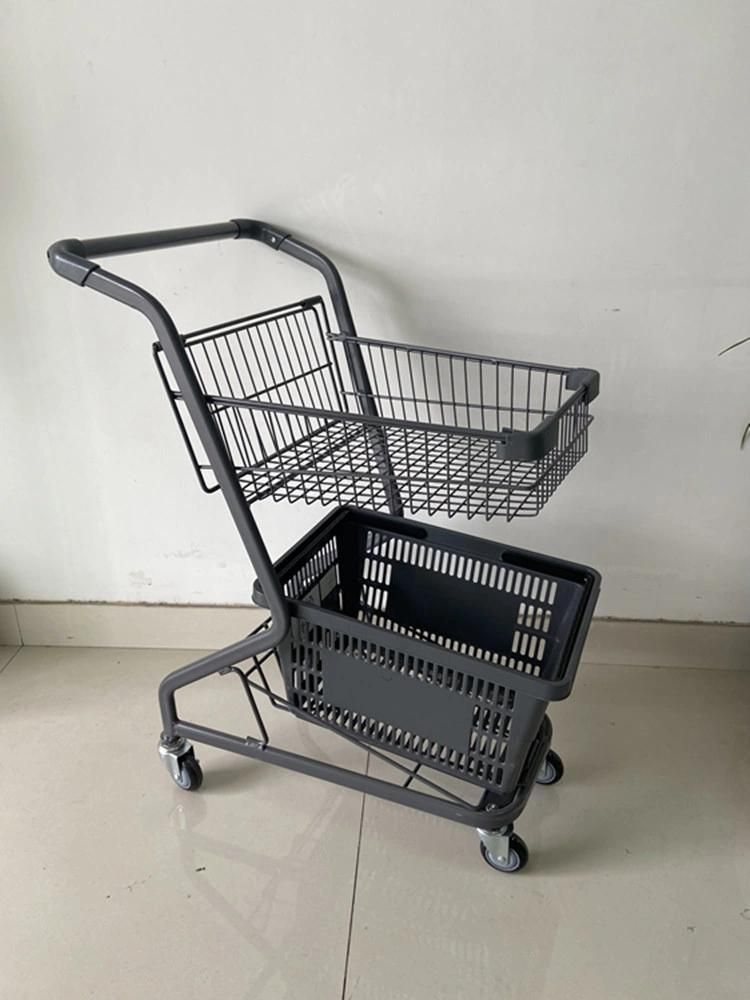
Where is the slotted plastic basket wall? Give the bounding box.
[156,297,597,521]
[253,507,600,795]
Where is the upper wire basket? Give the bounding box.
[155,297,597,521]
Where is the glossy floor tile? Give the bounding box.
[0,605,22,645]
[0,650,748,1000]
[0,646,20,671]
[347,663,750,1000]
[0,647,365,1000]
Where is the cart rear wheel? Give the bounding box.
[174,754,203,792]
[480,833,529,873]
[536,749,564,785]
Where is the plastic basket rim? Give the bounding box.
[254,506,601,699]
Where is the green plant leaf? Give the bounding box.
[742,423,750,449]
[719,335,750,356]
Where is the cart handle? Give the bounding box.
[47,218,398,501]
[47,219,286,286]
[47,218,362,342]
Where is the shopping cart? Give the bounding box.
[48,220,600,872]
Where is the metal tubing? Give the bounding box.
[75,266,291,735]
[47,218,403,514]
[274,234,403,515]
[48,222,242,285]
[46,219,399,732]
[157,637,281,737]
[77,222,241,259]
[47,219,290,284]
[44,219,400,733]
[172,719,536,829]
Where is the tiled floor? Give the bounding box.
[0,644,748,999]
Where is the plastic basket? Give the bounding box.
[156,297,597,521]
[254,507,600,796]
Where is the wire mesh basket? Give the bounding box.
[253,507,599,796]
[156,297,597,521]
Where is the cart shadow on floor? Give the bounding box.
[166,781,361,1000]
[194,757,260,794]
[154,665,750,1000]
[170,662,732,881]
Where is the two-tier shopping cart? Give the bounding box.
[48,220,600,872]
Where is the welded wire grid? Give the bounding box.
[165,298,591,520]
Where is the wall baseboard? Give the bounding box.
[1,601,748,671]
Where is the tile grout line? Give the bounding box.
[0,647,23,677]
[340,754,368,1000]
[13,603,23,646]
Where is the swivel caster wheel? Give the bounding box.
[536,749,564,786]
[479,832,529,873]
[173,751,203,791]
[158,737,203,792]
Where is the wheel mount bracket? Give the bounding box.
[158,735,193,782]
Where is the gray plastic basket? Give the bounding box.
[255,506,600,797]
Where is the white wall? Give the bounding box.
[2,0,749,622]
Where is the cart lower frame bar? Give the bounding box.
[171,717,550,830]
[156,614,551,829]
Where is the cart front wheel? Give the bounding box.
[536,749,564,786]
[174,753,203,792]
[480,833,529,873]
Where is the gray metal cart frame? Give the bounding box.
[48,221,600,872]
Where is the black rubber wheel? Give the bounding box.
[174,753,203,792]
[536,749,564,786]
[480,833,529,873]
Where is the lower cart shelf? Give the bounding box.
[163,635,556,873]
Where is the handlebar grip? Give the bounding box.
[47,219,291,285]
